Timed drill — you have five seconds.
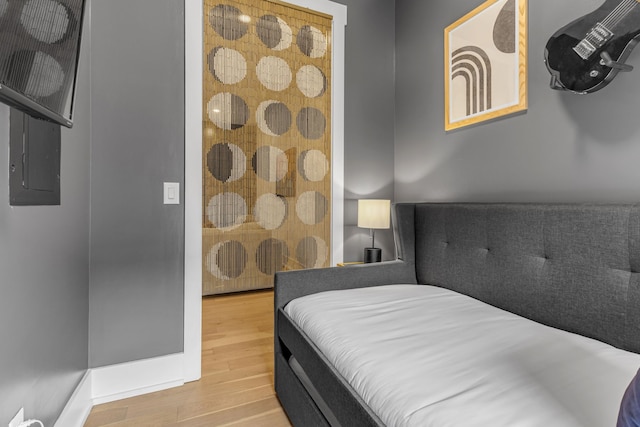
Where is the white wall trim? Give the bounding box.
[91,353,185,405]
[184,0,203,384]
[267,0,347,265]
[327,1,348,266]
[183,0,348,384]
[54,371,93,427]
[55,354,185,426]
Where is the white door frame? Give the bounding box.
[184,0,347,381]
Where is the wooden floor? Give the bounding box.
[84,290,292,427]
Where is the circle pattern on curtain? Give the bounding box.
[203,0,331,294]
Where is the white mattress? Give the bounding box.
[284,284,640,427]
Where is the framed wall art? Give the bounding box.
[444,0,528,131]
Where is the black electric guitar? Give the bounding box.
[544,0,640,94]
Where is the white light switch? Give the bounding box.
[164,182,180,205]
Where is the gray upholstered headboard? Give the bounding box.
[395,203,640,354]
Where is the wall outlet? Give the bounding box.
[8,408,23,427]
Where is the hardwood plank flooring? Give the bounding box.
[84,290,293,427]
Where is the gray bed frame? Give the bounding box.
[274,203,640,426]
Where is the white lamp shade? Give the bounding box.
[357,199,391,229]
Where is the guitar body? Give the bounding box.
[544,0,640,94]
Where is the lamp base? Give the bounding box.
[364,247,382,263]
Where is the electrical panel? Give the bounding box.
[9,108,61,206]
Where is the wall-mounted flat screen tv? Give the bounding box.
[0,0,86,128]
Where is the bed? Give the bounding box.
[274,203,640,426]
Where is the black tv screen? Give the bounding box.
[0,0,86,128]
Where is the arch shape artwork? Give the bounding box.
[451,46,492,116]
[444,0,527,131]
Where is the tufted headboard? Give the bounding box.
[394,203,640,354]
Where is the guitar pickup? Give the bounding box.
[590,23,614,44]
[573,40,596,60]
[573,22,614,60]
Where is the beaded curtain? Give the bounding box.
[203,0,332,295]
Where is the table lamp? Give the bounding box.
[357,199,390,263]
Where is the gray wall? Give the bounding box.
[0,14,91,426]
[337,0,397,262]
[86,0,391,365]
[88,0,185,367]
[395,0,640,204]
[0,0,395,422]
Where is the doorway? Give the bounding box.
[202,0,334,295]
[184,0,347,382]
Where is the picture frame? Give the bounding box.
[444,0,527,131]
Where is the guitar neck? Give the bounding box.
[573,0,640,59]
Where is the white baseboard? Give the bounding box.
[54,371,93,427]
[92,353,185,405]
[56,353,185,426]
